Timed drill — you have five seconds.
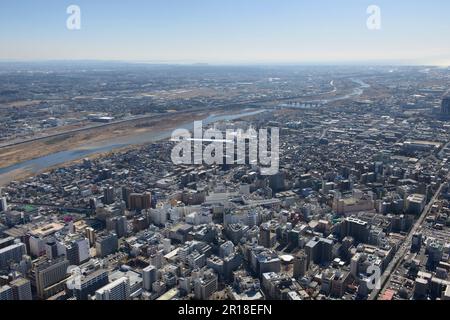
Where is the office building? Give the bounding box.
[411,233,422,252]
[405,194,426,215]
[85,227,96,246]
[268,172,285,192]
[142,265,157,291]
[305,237,333,267]
[95,276,130,300]
[0,285,13,300]
[219,241,234,258]
[106,216,128,238]
[0,237,15,250]
[122,187,132,208]
[10,278,32,300]
[441,95,450,116]
[72,269,109,300]
[255,253,281,277]
[34,257,70,299]
[341,217,370,243]
[0,242,26,269]
[129,192,152,211]
[293,252,308,279]
[0,197,7,212]
[95,233,118,258]
[45,238,58,260]
[60,238,90,266]
[193,270,218,300]
[103,186,115,205]
[259,224,272,248]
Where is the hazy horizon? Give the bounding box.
[1,0,450,66]
[1,59,448,68]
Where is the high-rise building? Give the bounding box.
[350,253,362,277]
[223,253,242,280]
[268,171,285,192]
[193,270,218,300]
[129,192,152,211]
[341,217,370,243]
[85,227,96,246]
[293,252,308,279]
[413,277,429,299]
[0,285,13,300]
[254,253,281,277]
[121,187,132,209]
[72,269,109,300]
[67,238,90,266]
[55,237,90,266]
[0,197,8,212]
[219,241,234,258]
[34,257,70,299]
[10,278,32,300]
[103,186,115,205]
[95,276,130,300]
[106,216,128,238]
[45,238,58,260]
[0,237,15,250]
[89,198,98,210]
[411,232,422,252]
[259,224,271,248]
[330,270,350,298]
[305,237,333,267]
[100,169,112,181]
[142,265,157,291]
[441,94,450,116]
[95,233,118,258]
[405,194,426,215]
[0,242,26,269]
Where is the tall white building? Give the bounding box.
[95,276,130,300]
[76,238,90,264]
[0,197,7,212]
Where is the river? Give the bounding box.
[0,78,370,184]
[0,109,267,181]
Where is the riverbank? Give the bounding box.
[0,108,268,187]
[0,109,215,169]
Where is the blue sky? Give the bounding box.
[1,0,450,65]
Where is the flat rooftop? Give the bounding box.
[30,223,64,237]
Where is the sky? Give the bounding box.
[1,0,450,65]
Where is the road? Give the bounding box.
[369,173,448,300]
[438,141,450,159]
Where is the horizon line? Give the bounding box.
[0,59,448,68]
